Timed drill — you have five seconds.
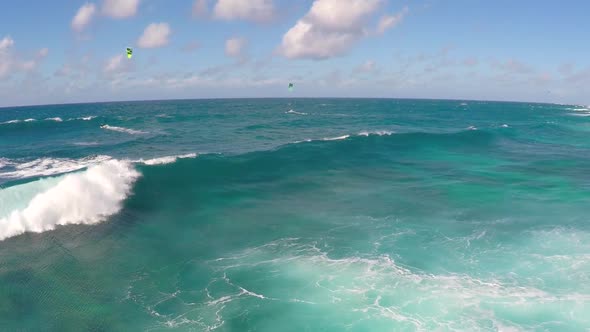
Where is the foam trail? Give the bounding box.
[45,117,63,122]
[0,155,113,180]
[323,135,350,141]
[135,153,198,165]
[80,116,96,121]
[358,130,394,136]
[1,120,21,124]
[101,125,147,135]
[286,110,308,115]
[24,118,35,122]
[0,160,140,241]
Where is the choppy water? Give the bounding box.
[1,99,589,331]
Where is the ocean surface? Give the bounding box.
[1,98,589,331]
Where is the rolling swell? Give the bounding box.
[127,129,500,209]
[1,129,500,241]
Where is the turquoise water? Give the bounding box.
[1,99,589,331]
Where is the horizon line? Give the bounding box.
[0,96,580,110]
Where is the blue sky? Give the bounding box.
[1,0,589,107]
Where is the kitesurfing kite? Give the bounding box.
[288,83,294,92]
[126,47,133,59]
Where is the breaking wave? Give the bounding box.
[0,160,140,241]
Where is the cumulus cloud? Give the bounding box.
[72,3,97,31]
[0,36,47,78]
[192,0,208,17]
[137,23,171,48]
[103,54,135,76]
[279,0,387,60]
[104,55,126,73]
[213,0,275,22]
[377,6,408,34]
[225,37,246,58]
[0,36,14,52]
[102,0,140,18]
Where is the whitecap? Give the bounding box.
[45,117,63,122]
[101,125,147,135]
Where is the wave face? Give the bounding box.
[0,99,589,331]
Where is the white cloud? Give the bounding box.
[72,3,97,31]
[0,36,47,78]
[279,0,385,60]
[225,37,246,58]
[137,23,171,48]
[192,0,208,17]
[103,54,135,75]
[102,0,140,18]
[0,36,14,52]
[104,55,125,73]
[377,6,408,34]
[213,0,275,22]
[38,48,49,58]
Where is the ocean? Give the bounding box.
[0,98,589,331]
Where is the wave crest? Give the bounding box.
[0,160,140,241]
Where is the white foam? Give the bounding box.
[358,130,394,136]
[101,125,147,135]
[0,155,113,180]
[285,110,308,115]
[501,124,509,128]
[570,108,589,111]
[323,135,350,141]
[0,160,140,241]
[0,158,13,169]
[80,116,96,121]
[210,238,586,329]
[569,112,590,117]
[1,119,21,124]
[293,139,313,144]
[293,131,393,144]
[467,125,478,130]
[135,153,198,165]
[24,118,35,122]
[45,117,63,122]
